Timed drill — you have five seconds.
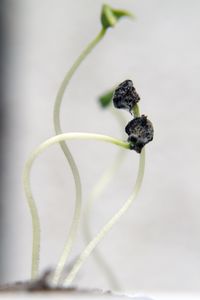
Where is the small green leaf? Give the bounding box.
[98,89,114,108]
[101,4,133,29]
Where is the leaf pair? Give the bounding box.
[101,4,133,29]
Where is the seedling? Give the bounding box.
[23,3,154,289]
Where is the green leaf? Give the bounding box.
[98,89,114,108]
[101,4,133,29]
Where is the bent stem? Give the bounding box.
[83,108,126,290]
[23,132,129,279]
[52,28,106,285]
[63,148,145,286]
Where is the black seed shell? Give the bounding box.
[125,115,154,153]
[112,80,140,112]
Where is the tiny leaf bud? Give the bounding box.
[99,90,114,108]
[101,4,133,30]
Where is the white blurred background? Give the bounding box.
[1,0,200,295]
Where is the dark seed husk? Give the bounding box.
[112,80,140,112]
[125,115,154,153]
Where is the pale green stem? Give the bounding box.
[132,103,140,118]
[23,132,129,279]
[83,151,124,291]
[52,28,106,285]
[83,108,126,290]
[63,148,145,286]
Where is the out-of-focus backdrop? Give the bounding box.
[1,0,200,294]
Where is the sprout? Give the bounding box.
[62,81,154,285]
[23,3,135,284]
[23,2,155,291]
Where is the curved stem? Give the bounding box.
[83,108,126,290]
[63,149,145,286]
[83,150,124,291]
[23,132,129,279]
[52,28,106,284]
[53,28,106,134]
